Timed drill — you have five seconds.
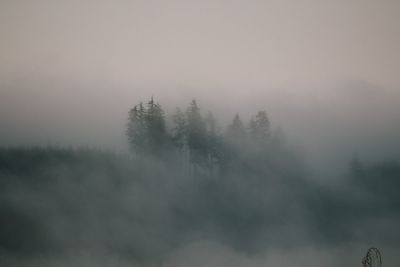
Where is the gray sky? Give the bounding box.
[1,0,400,164]
[1,0,400,86]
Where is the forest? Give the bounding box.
[1,97,400,266]
[125,97,289,177]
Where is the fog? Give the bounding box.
[1,0,400,266]
[1,79,399,175]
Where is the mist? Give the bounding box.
[1,0,400,266]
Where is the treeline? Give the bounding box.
[126,97,284,176]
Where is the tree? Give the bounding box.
[126,102,147,153]
[226,114,246,144]
[221,114,247,172]
[144,97,168,155]
[171,108,187,152]
[249,110,270,143]
[186,100,207,166]
[205,111,221,172]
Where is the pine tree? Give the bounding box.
[221,114,247,172]
[126,102,147,153]
[226,114,246,144]
[186,99,207,167]
[205,111,220,172]
[171,108,187,151]
[249,110,270,142]
[145,97,168,155]
[126,105,137,151]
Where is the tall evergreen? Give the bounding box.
[205,111,221,171]
[249,110,270,143]
[221,114,247,172]
[226,114,246,144]
[126,106,138,151]
[145,97,168,155]
[186,100,207,166]
[171,108,187,152]
[126,102,147,153]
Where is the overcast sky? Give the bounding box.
[1,0,400,165]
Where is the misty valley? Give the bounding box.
[1,98,399,267]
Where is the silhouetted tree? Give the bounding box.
[249,110,270,143]
[205,111,221,173]
[126,102,147,153]
[220,114,247,173]
[171,108,187,152]
[226,114,246,145]
[145,97,168,155]
[186,100,208,167]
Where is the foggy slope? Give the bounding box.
[1,146,399,266]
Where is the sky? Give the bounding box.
[1,0,400,166]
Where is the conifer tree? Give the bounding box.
[126,102,147,153]
[226,114,246,144]
[205,111,220,171]
[186,100,207,166]
[249,110,270,142]
[171,108,187,151]
[145,97,168,155]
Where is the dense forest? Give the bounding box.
[0,98,400,265]
[125,97,295,177]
